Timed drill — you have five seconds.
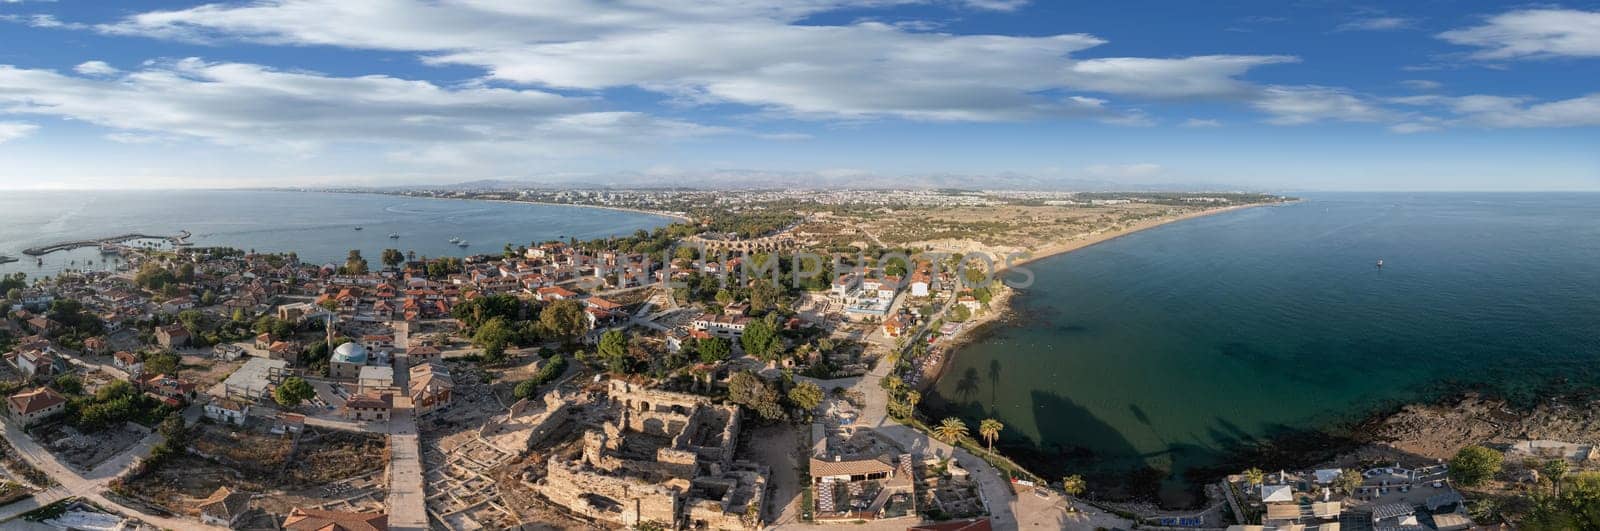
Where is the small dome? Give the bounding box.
[332,342,368,364]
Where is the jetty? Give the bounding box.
[23,230,191,256]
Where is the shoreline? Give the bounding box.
[916,200,1291,391]
[340,190,695,224]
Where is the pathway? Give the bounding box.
[0,407,226,529]
[386,354,428,531]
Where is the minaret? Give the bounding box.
[325,313,335,347]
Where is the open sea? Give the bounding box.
[923,192,1600,506]
[0,190,673,276]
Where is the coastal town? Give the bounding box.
[0,187,1589,531]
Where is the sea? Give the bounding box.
[0,190,674,277]
[922,192,1600,506]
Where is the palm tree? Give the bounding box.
[1061,474,1086,497]
[979,418,1004,454]
[934,417,968,444]
[905,390,921,410]
[1243,468,1266,492]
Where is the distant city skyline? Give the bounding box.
[1,1,1597,191]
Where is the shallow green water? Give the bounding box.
[924,192,1600,505]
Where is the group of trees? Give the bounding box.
[274,376,316,407]
[513,354,568,399]
[453,295,594,362]
[43,299,104,349]
[66,380,174,431]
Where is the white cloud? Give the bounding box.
[1252,86,1392,125]
[0,59,723,162]
[1400,79,1442,91]
[72,60,119,76]
[1446,93,1600,128]
[957,0,1028,12]
[1179,118,1222,128]
[1336,16,1413,32]
[0,121,39,143]
[97,0,1292,122]
[1439,9,1600,59]
[1388,122,1440,134]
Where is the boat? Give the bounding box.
[448,237,461,243]
[1376,259,1384,268]
[354,227,363,231]
[388,233,400,239]
[457,241,470,247]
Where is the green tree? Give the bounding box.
[473,317,515,361]
[728,371,784,421]
[1243,468,1266,491]
[740,315,782,361]
[539,299,588,342]
[53,374,83,395]
[979,418,1004,455]
[273,376,316,408]
[1333,469,1364,495]
[1061,474,1087,497]
[142,351,181,377]
[598,329,630,373]
[787,381,823,412]
[1449,445,1503,487]
[343,250,368,275]
[1545,459,1571,495]
[697,337,732,364]
[381,248,405,268]
[949,304,971,322]
[933,417,968,443]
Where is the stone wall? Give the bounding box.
[538,456,680,528]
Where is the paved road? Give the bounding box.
[387,354,428,531]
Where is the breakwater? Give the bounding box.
[22,230,190,256]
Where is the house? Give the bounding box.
[255,333,274,350]
[198,486,253,528]
[882,314,908,338]
[268,341,301,364]
[408,363,454,414]
[830,274,859,299]
[82,336,110,355]
[282,508,388,531]
[404,345,442,366]
[344,392,394,422]
[691,313,750,339]
[205,399,251,426]
[155,324,191,349]
[909,271,932,297]
[113,351,144,377]
[358,366,395,393]
[534,286,579,302]
[25,316,58,337]
[1260,484,1293,503]
[7,387,66,426]
[15,348,61,378]
[143,374,198,403]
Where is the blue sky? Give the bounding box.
[1,1,1597,191]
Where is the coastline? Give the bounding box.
[343,190,695,224]
[916,200,1289,391]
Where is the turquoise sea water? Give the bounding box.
[0,190,672,276]
[924,192,1600,506]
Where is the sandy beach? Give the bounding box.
[913,201,1287,390]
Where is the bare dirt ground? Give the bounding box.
[33,423,147,470]
[119,425,388,522]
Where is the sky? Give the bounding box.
[0,1,1598,191]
